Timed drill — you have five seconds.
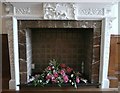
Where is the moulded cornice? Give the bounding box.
[1,0,120,3]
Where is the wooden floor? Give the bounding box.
[1,88,118,93]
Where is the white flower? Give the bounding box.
[57,81,60,83]
[71,74,74,78]
[81,78,87,83]
[40,80,42,83]
[53,70,56,73]
[72,82,74,85]
[52,66,55,69]
[69,80,72,82]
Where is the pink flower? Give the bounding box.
[76,77,80,83]
[47,66,52,70]
[63,75,69,83]
[51,76,57,83]
[53,72,58,78]
[60,70,65,76]
[51,76,55,80]
[52,79,57,83]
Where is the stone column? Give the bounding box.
[6,18,16,89]
[1,2,16,90]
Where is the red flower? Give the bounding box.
[47,66,52,70]
[60,63,66,68]
[46,74,52,80]
[66,67,73,73]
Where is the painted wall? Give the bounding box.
[0,2,2,34]
[0,2,2,93]
[111,3,119,35]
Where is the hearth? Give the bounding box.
[18,20,101,88]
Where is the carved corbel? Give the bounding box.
[107,17,116,29]
[4,2,13,15]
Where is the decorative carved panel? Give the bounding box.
[15,8,31,15]
[43,3,76,20]
[78,8,104,15]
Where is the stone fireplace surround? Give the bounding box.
[2,1,117,90]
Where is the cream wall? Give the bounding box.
[0,2,2,93]
[0,2,2,34]
[111,3,118,35]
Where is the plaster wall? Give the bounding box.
[0,2,2,34]
[111,3,118,35]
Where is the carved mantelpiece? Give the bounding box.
[3,2,115,20]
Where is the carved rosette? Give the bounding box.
[43,3,76,20]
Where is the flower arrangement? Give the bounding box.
[28,59,87,88]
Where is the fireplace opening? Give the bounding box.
[18,20,101,88]
[30,28,93,83]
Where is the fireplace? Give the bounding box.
[18,20,101,88]
[2,1,117,90]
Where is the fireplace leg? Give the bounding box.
[9,79,15,89]
[101,79,109,88]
